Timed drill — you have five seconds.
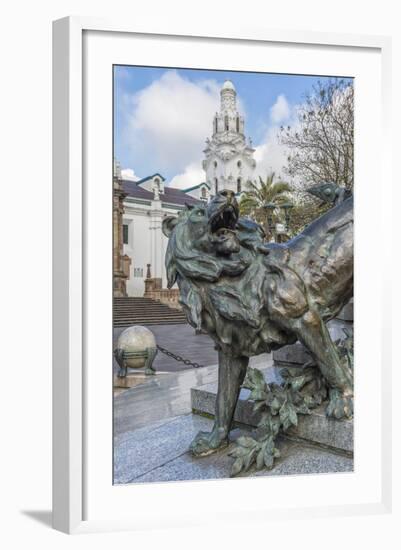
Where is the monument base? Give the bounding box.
[191,366,353,454]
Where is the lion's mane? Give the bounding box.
[164,198,353,356]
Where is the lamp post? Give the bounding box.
[280,203,294,242]
[262,202,294,242]
[262,202,276,241]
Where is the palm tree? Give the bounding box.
[239,172,292,239]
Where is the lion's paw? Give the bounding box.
[189,430,228,457]
[326,388,353,420]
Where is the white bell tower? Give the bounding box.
[203,79,256,196]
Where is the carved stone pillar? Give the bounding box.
[113,159,129,297]
[149,198,164,282]
[143,264,163,300]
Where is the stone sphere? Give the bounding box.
[116,325,156,368]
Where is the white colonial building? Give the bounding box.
[116,79,257,298]
[118,171,208,297]
[203,80,256,196]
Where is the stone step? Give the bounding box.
[113,304,180,308]
[114,314,185,318]
[191,367,353,454]
[113,310,184,314]
[114,297,187,326]
[114,308,184,311]
[114,320,187,327]
[113,298,177,302]
[113,300,175,303]
[114,317,186,321]
[114,303,178,306]
[115,318,185,326]
[113,312,186,317]
[114,316,185,322]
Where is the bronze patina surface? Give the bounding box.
[162,189,353,458]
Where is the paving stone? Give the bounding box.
[114,354,274,435]
[114,363,219,435]
[114,414,212,484]
[115,414,353,484]
[251,438,353,478]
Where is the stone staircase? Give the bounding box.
[114,297,188,327]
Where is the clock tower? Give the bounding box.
[203,79,256,196]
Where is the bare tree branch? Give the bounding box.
[279,79,354,190]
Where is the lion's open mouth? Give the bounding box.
[209,205,238,237]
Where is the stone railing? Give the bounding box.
[122,255,131,278]
[143,277,181,308]
[159,288,181,309]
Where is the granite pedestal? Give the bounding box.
[191,366,353,454]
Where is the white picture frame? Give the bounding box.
[52,16,392,534]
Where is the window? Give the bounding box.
[215,178,218,194]
[237,160,242,168]
[123,224,129,244]
[201,187,207,199]
[214,117,218,133]
[237,178,242,193]
[224,115,229,131]
[133,267,143,278]
[236,116,240,132]
[214,160,218,168]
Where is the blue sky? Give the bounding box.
[114,65,352,189]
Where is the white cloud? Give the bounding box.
[121,168,140,181]
[253,126,290,180]
[123,71,222,176]
[121,77,295,187]
[169,162,204,190]
[252,95,297,181]
[270,94,290,124]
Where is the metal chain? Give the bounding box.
[156,345,203,369]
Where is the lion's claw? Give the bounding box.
[189,430,228,457]
[326,388,353,419]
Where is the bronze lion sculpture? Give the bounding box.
[162,190,353,457]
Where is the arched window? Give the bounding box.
[215,178,218,194]
[237,178,242,193]
[237,160,242,168]
[201,187,207,199]
[214,117,218,134]
[224,115,229,131]
[214,160,218,169]
[236,116,240,132]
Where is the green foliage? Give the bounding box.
[239,172,293,239]
[238,172,329,240]
[287,193,331,237]
[335,327,354,372]
[228,365,328,477]
[228,329,354,476]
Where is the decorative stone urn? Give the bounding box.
[114,326,157,377]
